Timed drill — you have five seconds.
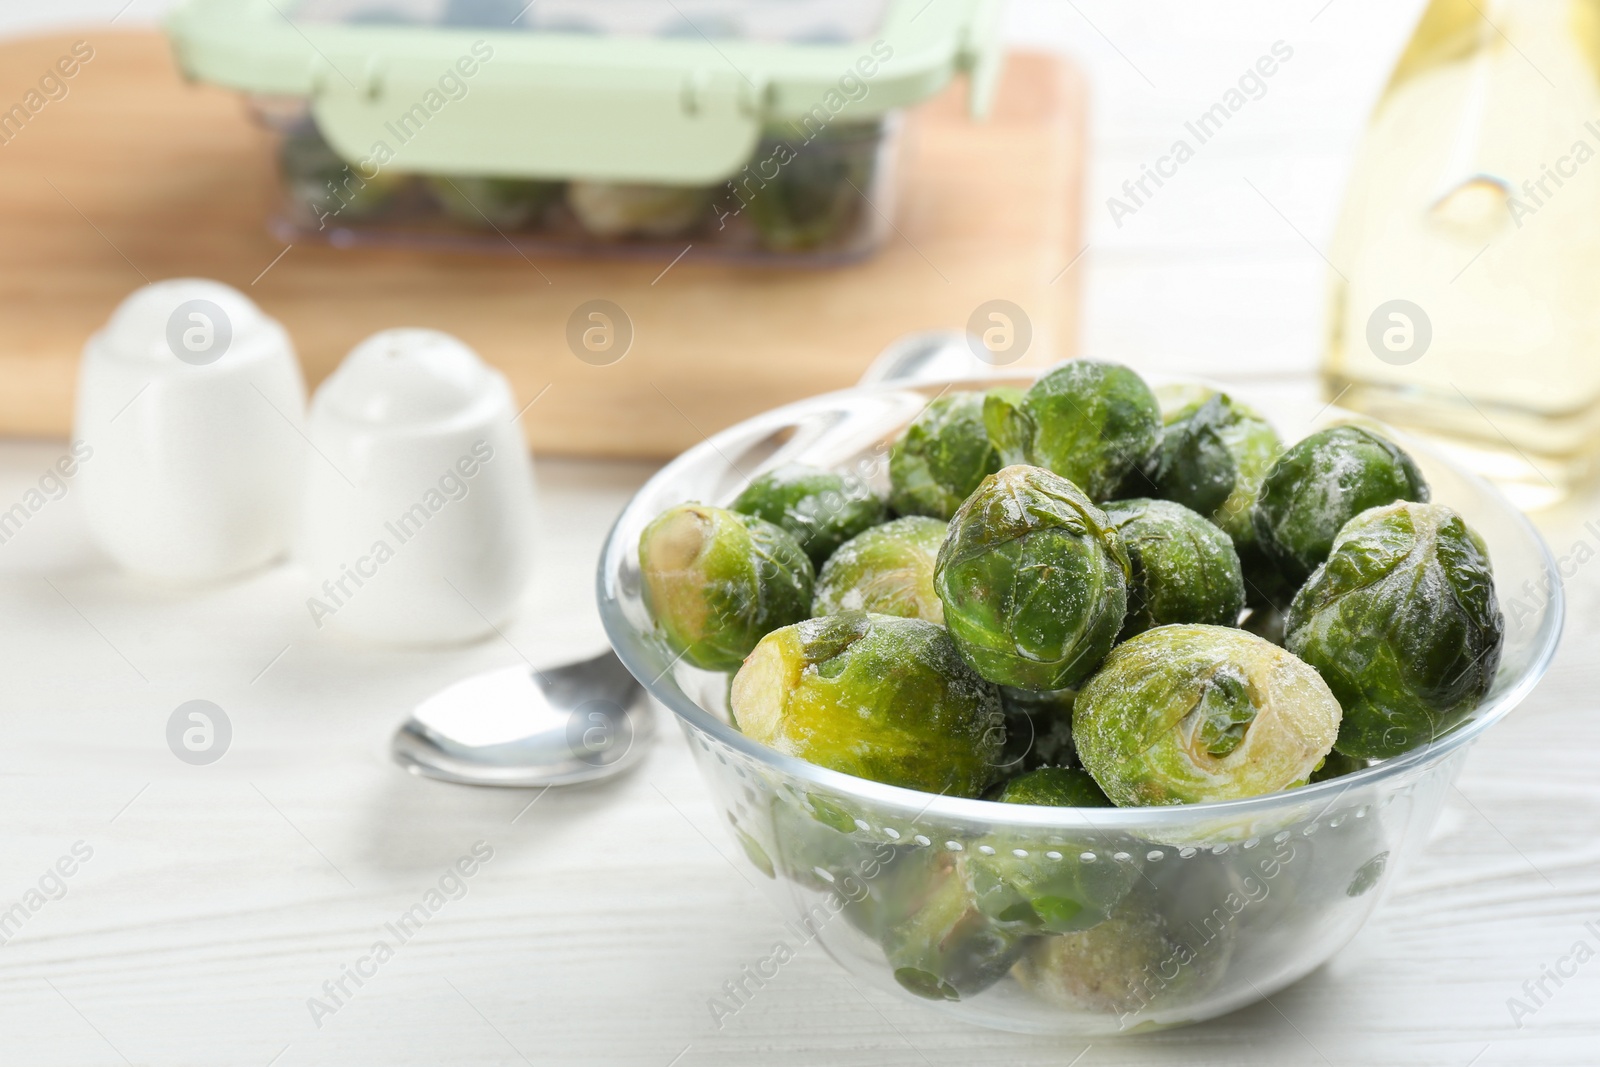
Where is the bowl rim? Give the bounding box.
[596,371,1566,829]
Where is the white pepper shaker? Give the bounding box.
[73,278,307,582]
[297,328,537,644]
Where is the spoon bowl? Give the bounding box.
[392,650,653,787]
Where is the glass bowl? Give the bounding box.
[596,371,1563,1035]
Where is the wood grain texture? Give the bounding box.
[0,32,1084,457]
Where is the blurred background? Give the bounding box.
[10,0,1433,382]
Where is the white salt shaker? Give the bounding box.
[297,328,537,644]
[74,279,307,582]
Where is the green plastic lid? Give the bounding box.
[166,0,1006,183]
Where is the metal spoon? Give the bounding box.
[391,650,653,787]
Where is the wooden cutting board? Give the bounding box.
[0,32,1083,458]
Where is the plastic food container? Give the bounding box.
[596,371,1562,1035]
[165,0,1005,264]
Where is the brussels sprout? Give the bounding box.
[731,612,1004,797]
[426,175,561,229]
[567,181,710,238]
[868,849,1032,1001]
[733,463,888,568]
[638,504,813,672]
[764,791,896,894]
[995,766,1112,807]
[984,361,1162,501]
[889,392,1003,520]
[812,516,945,622]
[1107,385,1214,499]
[1073,625,1341,806]
[1286,501,1504,759]
[968,826,1135,939]
[1011,879,1233,1019]
[279,125,405,223]
[1152,393,1282,551]
[744,124,876,251]
[997,686,1078,772]
[1252,426,1430,584]
[1103,498,1246,639]
[936,466,1130,691]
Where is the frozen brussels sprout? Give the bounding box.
[997,686,1078,772]
[763,791,895,894]
[936,466,1130,691]
[744,124,876,251]
[1253,425,1429,584]
[1012,881,1232,1019]
[638,504,813,672]
[889,392,1003,520]
[1103,498,1246,639]
[1286,501,1504,759]
[733,463,888,568]
[995,766,1112,807]
[426,175,561,229]
[984,361,1162,501]
[280,125,405,224]
[731,612,1004,796]
[867,849,1032,1001]
[1074,625,1341,806]
[969,822,1135,938]
[1152,393,1282,551]
[812,516,945,622]
[567,181,710,238]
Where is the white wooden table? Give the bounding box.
[2,1,1597,1064]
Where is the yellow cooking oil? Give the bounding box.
[1324,0,1600,508]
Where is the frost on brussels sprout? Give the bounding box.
[994,766,1112,808]
[997,686,1078,772]
[427,175,561,229]
[855,849,1033,1001]
[1103,498,1246,639]
[744,123,876,251]
[984,361,1162,501]
[936,466,1130,691]
[638,504,813,672]
[1151,393,1282,551]
[567,181,710,238]
[733,463,889,567]
[1073,625,1341,806]
[1252,425,1429,585]
[730,612,1004,797]
[812,516,946,622]
[889,392,1003,520]
[1286,501,1504,759]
